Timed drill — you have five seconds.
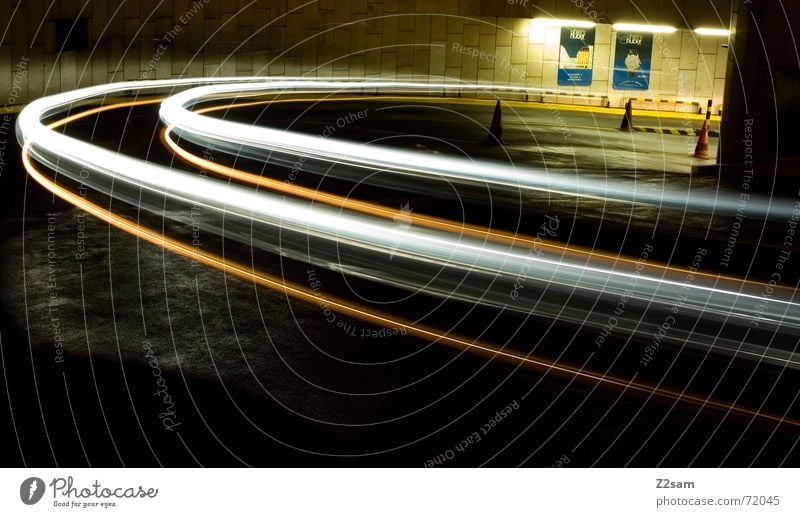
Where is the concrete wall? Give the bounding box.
[1,0,732,108]
[492,22,728,108]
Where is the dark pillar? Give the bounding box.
[718,0,800,171]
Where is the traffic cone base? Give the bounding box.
[486,100,503,146]
[694,120,710,159]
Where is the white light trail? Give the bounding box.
[158,80,794,219]
[16,78,800,368]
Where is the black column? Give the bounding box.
[719,0,800,169]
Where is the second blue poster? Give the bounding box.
[612,31,654,90]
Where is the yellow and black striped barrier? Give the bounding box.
[536,90,610,107]
[629,97,702,113]
[633,126,720,137]
[445,88,610,107]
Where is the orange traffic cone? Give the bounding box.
[694,120,710,159]
[486,100,503,146]
[619,99,633,131]
[694,99,713,159]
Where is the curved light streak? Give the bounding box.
[20,134,800,430]
[159,80,796,219]
[16,79,800,373]
[167,96,792,295]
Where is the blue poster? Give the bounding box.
[558,26,595,87]
[612,31,653,90]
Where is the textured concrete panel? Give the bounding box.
[0,0,731,108]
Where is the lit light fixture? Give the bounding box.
[531,18,596,28]
[612,23,677,33]
[694,27,731,36]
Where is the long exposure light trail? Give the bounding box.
[20,134,800,430]
[16,79,800,372]
[165,96,792,296]
[160,80,798,219]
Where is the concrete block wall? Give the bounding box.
[0,0,730,108]
[524,22,729,108]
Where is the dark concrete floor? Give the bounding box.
[1,101,799,466]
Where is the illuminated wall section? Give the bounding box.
[0,0,732,108]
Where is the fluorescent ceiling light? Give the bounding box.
[613,23,677,33]
[531,18,596,28]
[694,27,731,36]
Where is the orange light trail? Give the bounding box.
[17,101,800,430]
[163,96,792,295]
[60,94,791,295]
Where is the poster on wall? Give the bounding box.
[557,26,596,86]
[612,31,654,90]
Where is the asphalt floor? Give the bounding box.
[1,99,797,467]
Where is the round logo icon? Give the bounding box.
[20,477,45,505]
